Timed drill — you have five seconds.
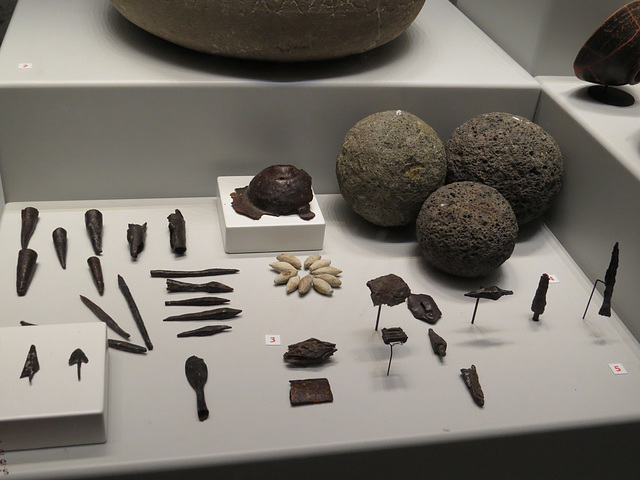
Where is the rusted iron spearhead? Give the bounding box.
[52,227,68,269]
[20,344,40,384]
[127,222,147,259]
[87,256,105,295]
[599,242,619,317]
[16,248,38,296]
[531,273,550,321]
[85,209,103,255]
[167,209,187,254]
[68,348,89,381]
[20,207,39,249]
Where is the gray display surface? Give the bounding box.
[1,195,639,479]
[0,0,539,203]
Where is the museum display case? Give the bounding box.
[0,1,639,479]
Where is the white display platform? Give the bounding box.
[534,77,640,342]
[0,0,539,204]
[454,0,631,76]
[0,195,639,479]
[216,176,325,253]
[0,322,108,451]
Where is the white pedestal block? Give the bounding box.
[217,176,325,253]
[0,323,108,451]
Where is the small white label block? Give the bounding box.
[217,176,325,254]
[0,323,109,451]
[608,363,628,375]
[265,334,281,346]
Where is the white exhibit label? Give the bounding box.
[609,363,627,375]
[265,334,281,346]
[18,63,32,69]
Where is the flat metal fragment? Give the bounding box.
[381,327,408,345]
[464,286,513,300]
[20,344,40,384]
[283,338,337,365]
[407,293,442,324]
[461,364,485,407]
[366,274,411,307]
[289,378,333,406]
[166,279,234,293]
[177,325,232,337]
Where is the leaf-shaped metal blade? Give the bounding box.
[68,348,89,381]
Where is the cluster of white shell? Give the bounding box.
[270,253,342,296]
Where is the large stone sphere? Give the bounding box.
[110,0,426,62]
[336,110,446,227]
[446,112,563,225]
[416,182,518,277]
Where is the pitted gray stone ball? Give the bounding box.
[446,112,563,225]
[416,182,518,277]
[336,110,446,227]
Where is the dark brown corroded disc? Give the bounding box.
[574,1,640,86]
[289,378,333,406]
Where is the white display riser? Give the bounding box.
[0,195,639,479]
[0,0,538,205]
[453,0,632,76]
[534,77,640,343]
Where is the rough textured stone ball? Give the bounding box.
[416,182,518,277]
[446,112,563,225]
[336,110,446,227]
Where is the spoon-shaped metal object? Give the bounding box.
[185,355,209,421]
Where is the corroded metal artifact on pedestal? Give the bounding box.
[232,165,315,220]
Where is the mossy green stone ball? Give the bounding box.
[336,110,446,227]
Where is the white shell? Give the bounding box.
[276,253,301,270]
[269,261,297,274]
[309,258,331,272]
[304,254,322,270]
[274,270,296,284]
[312,277,333,295]
[286,275,300,293]
[314,273,342,287]
[312,266,342,276]
[298,274,313,295]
